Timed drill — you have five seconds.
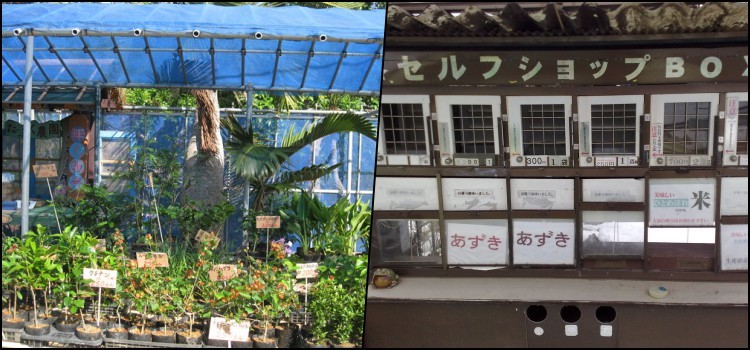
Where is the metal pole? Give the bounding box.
[244,86,253,214]
[21,35,34,236]
[95,84,102,185]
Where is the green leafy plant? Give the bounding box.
[17,225,65,327]
[2,236,23,321]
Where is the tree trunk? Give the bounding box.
[182,90,225,210]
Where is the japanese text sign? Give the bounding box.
[649,178,715,226]
[256,216,281,229]
[512,219,575,265]
[83,268,117,289]
[442,178,508,211]
[373,177,439,211]
[208,264,238,281]
[136,252,169,268]
[208,317,250,342]
[296,263,319,279]
[446,220,508,265]
[510,179,574,210]
[32,163,58,178]
[720,224,748,271]
[384,48,747,87]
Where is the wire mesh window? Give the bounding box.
[521,104,567,156]
[381,103,427,155]
[738,101,748,155]
[451,104,495,154]
[662,102,712,155]
[590,104,637,155]
[376,219,442,264]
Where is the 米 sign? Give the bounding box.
[256,216,280,229]
[649,178,716,226]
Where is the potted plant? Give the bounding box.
[17,226,64,336]
[2,237,26,330]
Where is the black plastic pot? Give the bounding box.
[106,326,129,340]
[54,318,80,333]
[276,323,295,348]
[3,317,26,330]
[304,338,331,348]
[205,338,253,348]
[75,325,103,341]
[151,328,177,343]
[24,323,51,336]
[128,326,152,342]
[253,336,278,348]
[176,330,203,345]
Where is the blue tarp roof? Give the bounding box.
[2,3,385,95]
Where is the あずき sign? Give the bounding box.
[512,219,575,266]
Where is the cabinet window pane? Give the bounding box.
[662,101,712,155]
[521,104,566,156]
[381,103,427,155]
[451,104,495,154]
[377,219,442,264]
[590,104,637,155]
[582,211,644,257]
[738,101,748,154]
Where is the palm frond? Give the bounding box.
[281,112,376,149]
[268,163,343,191]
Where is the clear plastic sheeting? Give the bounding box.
[2,3,384,94]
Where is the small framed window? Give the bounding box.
[378,95,431,166]
[722,92,748,166]
[507,96,572,167]
[376,219,442,265]
[373,177,439,211]
[582,211,644,257]
[445,219,508,266]
[649,93,718,167]
[435,95,502,166]
[577,95,643,167]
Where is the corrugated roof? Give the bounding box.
[387,2,748,37]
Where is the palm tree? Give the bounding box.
[221,112,376,213]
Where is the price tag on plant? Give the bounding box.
[208,264,238,281]
[83,268,117,289]
[296,263,319,279]
[208,317,250,342]
[256,215,281,229]
[136,252,169,268]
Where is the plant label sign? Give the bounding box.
[83,268,117,289]
[195,229,221,247]
[95,239,107,252]
[32,163,58,178]
[209,264,238,281]
[256,216,280,229]
[136,252,169,268]
[296,263,319,279]
[208,317,250,342]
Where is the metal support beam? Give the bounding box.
[270,39,283,88]
[111,36,131,83]
[95,84,102,186]
[299,41,316,89]
[21,35,34,236]
[17,36,50,83]
[144,37,160,84]
[328,42,350,90]
[243,85,254,215]
[177,37,189,85]
[241,38,246,87]
[358,43,382,92]
[2,55,23,82]
[43,36,78,82]
[210,38,216,86]
[80,36,108,83]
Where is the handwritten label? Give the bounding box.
[195,229,221,247]
[95,239,106,252]
[32,163,58,178]
[83,268,117,289]
[296,263,319,279]
[208,264,238,281]
[208,317,250,342]
[136,252,169,268]
[256,216,281,229]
